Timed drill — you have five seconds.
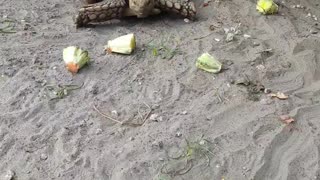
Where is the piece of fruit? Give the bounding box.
[105,33,136,55]
[196,53,222,73]
[63,46,90,74]
[256,0,278,15]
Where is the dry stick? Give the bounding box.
[192,32,215,41]
[179,32,214,46]
[204,153,210,168]
[93,105,124,125]
[175,160,193,175]
[130,102,152,126]
[93,103,152,126]
[161,159,193,176]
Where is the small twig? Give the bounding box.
[179,32,214,46]
[133,102,152,126]
[137,103,145,120]
[192,32,214,41]
[175,160,193,175]
[93,105,123,125]
[46,82,84,100]
[204,153,210,167]
[160,159,193,176]
[93,103,152,127]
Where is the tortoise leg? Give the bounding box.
[75,0,127,28]
[85,0,102,4]
[123,8,161,17]
[155,0,196,19]
[151,8,162,16]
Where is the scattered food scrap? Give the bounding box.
[0,19,16,34]
[196,53,222,73]
[256,0,278,15]
[45,82,84,100]
[63,46,90,74]
[225,33,235,42]
[234,75,265,101]
[280,115,295,125]
[4,170,15,180]
[291,4,305,9]
[105,33,136,55]
[203,0,212,7]
[269,92,288,100]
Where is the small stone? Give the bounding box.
[226,60,234,66]
[181,111,188,115]
[111,110,118,117]
[281,61,291,68]
[226,33,235,42]
[41,80,47,87]
[51,3,59,8]
[158,141,164,149]
[96,128,102,135]
[32,56,41,64]
[223,28,230,34]
[4,170,15,180]
[152,104,160,109]
[235,76,250,86]
[90,86,99,95]
[79,120,86,127]
[22,23,31,30]
[152,140,164,149]
[209,25,215,31]
[264,88,272,94]
[234,30,242,35]
[176,131,182,137]
[256,64,265,70]
[214,38,221,42]
[52,66,57,70]
[40,153,48,160]
[310,29,318,34]
[199,140,205,145]
[243,34,251,38]
[158,116,164,122]
[184,18,190,23]
[253,42,260,47]
[150,114,159,121]
[129,137,135,141]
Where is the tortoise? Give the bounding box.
[75,0,197,28]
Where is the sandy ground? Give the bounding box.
[0,0,320,179]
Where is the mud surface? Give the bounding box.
[0,0,320,179]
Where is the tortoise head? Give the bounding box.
[129,0,155,18]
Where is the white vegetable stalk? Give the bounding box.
[105,33,136,55]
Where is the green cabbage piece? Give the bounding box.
[196,53,222,73]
